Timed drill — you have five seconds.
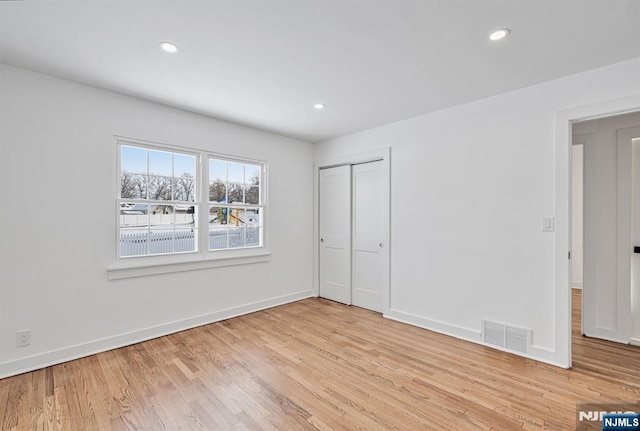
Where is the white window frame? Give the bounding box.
[108,136,270,280]
[206,154,265,252]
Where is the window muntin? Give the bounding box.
[117,141,265,260]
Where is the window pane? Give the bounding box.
[245,186,259,205]
[227,184,244,204]
[174,175,195,202]
[246,226,261,247]
[174,153,196,178]
[209,227,228,250]
[149,150,172,176]
[120,202,149,257]
[209,206,228,250]
[245,208,262,247]
[209,206,220,225]
[120,202,149,218]
[120,230,148,257]
[121,173,147,199]
[245,164,260,185]
[148,176,172,200]
[228,162,244,183]
[228,207,245,227]
[149,204,173,224]
[175,228,197,253]
[121,146,147,174]
[245,208,261,226]
[209,181,226,202]
[229,227,245,249]
[209,159,226,181]
[134,174,148,199]
[177,205,197,231]
[149,227,174,255]
[209,206,229,225]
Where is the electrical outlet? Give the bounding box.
[16,330,31,347]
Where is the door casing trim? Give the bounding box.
[556,94,640,368]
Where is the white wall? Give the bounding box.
[571,144,584,288]
[314,57,640,367]
[573,112,640,343]
[0,63,314,378]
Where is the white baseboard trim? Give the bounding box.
[529,345,569,368]
[0,290,314,379]
[630,337,640,347]
[571,282,583,289]
[384,309,561,367]
[385,309,482,343]
[583,331,631,345]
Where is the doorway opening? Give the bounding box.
[554,95,640,368]
[569,111,640,369]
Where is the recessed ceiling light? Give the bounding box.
[489,28,510,41]
[159,41,179,53]
[314,103,325,110]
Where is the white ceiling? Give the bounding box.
[1,1,639,143]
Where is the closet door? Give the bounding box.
[319,165,352,304]
[352,161,384,312]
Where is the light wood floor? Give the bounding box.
[2,289,639,430]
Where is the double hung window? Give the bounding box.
[208,158,263,250]
[117,139,264,260]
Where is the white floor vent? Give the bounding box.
[482,320,531,355]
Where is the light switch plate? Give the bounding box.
[542,216,555,232]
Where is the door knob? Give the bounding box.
[379,242,384,248]
[320,238,324,243]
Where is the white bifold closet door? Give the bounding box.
[319,161,385,312]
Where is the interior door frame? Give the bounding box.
[313,147,391,314]
[555,94,640,369]
[570,137,589,293]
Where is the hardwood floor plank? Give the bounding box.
[2,289,640,430]
[2,373,25,430]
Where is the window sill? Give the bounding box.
[107,250,271,280]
